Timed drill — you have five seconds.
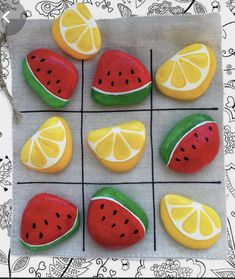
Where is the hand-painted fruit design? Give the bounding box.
[92,50,152,106]
[160,114,220,173]
[160,194,221,249]
[20,116,72,173]
[88,187,148,249]
[87,120,146,172]
[22,49,78,108]
[155,43,217,101]
[21,193,80,251]
[52,3,101,60]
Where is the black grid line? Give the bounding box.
[150,49,157,252]
[81,60,85,252]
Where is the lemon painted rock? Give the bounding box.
[20,116,72,173]
[87,120,146,172]
[21,193,80,251]
[160,114,220,173]
[23,49,78,108]
[92,50,152,106]
[88,187,148,249]
[52,3,101,60]
[155,43,217,101]
[160,194,221,249]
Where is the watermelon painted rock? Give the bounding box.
[92,50,152,106]
[20,193,80,251]
[23,49,78,108]
[87,187,148,249]
[160,114,220,173]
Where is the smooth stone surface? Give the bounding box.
[87,187,149,249]
[92,50,152,106]
[23,48,78,108]
[155,43,217,101]
[20,116,72,173]
[20,193,80,251]
[160,194,221,250]
[160,113,220,173]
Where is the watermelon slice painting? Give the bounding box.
[20,193,80,251]
[92,50,152,106]
[87,187,148,249]
[160,114,220,173]
[22,48,78,108]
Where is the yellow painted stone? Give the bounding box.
[52,3,101,60]
[87,120,146,172]
[20,116,72,173]
[155,43,217,101]
[160,194,221,249]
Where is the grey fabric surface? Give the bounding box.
[8,13,226,258]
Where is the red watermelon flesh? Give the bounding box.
[26,49,78,100]
[21,193,80,251]
[169,122,220,173]
[88,198,145,249]
[92,50,151,94]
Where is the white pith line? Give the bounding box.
[91,196,146,233]
[166,197,221,240]
[26,59,69,102]
[161,45,210,91]
[92,82,152,95]
[21,209,79,248]
[166,121,215,166]
[60,7,98,55]
[88,128,145,162]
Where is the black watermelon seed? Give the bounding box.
[125,79,129,85]
[57,225,62,230]
[56,213,60,218]
[58,89,62,94]
[107,71,111,76]
[194,133,198,138]
[119,71,122,76]
[192,144,196,149]
[26,233,29,239]
[184,157,189,161]
[44,219,48,225]
[120,233,125,238]
[101,216,106,221]
[98,79,102,85]
[47,81,51,85]
[205,137,209,142]
[36,68,41,72]
[40,58,46,62]
[134,229,139,234]
[131,69,135,74]
[175,158,181,162]
[31,56,36,59]
[208,126,213,131]
[180,147,185,152]
[113,210,117,215]
[100,204,104,209]
[67,214,72,219]
[56,80,60,84]
[138,77,142,83]
[32,223,36,229]
[47,70,52,74]
[111,223,116,228]
[39,232,43,239]
[124,219,129,224]
[111,81,114,86]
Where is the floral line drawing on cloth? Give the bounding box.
[0,156,12,192]
[0,199,12,236]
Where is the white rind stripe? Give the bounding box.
[92,196,146,233]
[92,81,152,96]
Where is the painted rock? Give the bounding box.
[21,116,72,173]
[21,193,80,251]
[88,187,148,249]
[155,43,216,101]
[160,114,220,173]
[160,194,221,249]
[92,50,152,106]
[52,3,101,60]
[23,48,78,108]
[87,120,146,172]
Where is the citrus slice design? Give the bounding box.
[155,43,217,101]
[87,120,146,172]
[52,3,101,60]
[160,194,221,249]
[21,117,72,173]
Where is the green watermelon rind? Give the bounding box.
[92,187,149,232]
[160,114,215,165]
[91,83,151,106]
[20,209,80,252]
[22,58,69,109]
